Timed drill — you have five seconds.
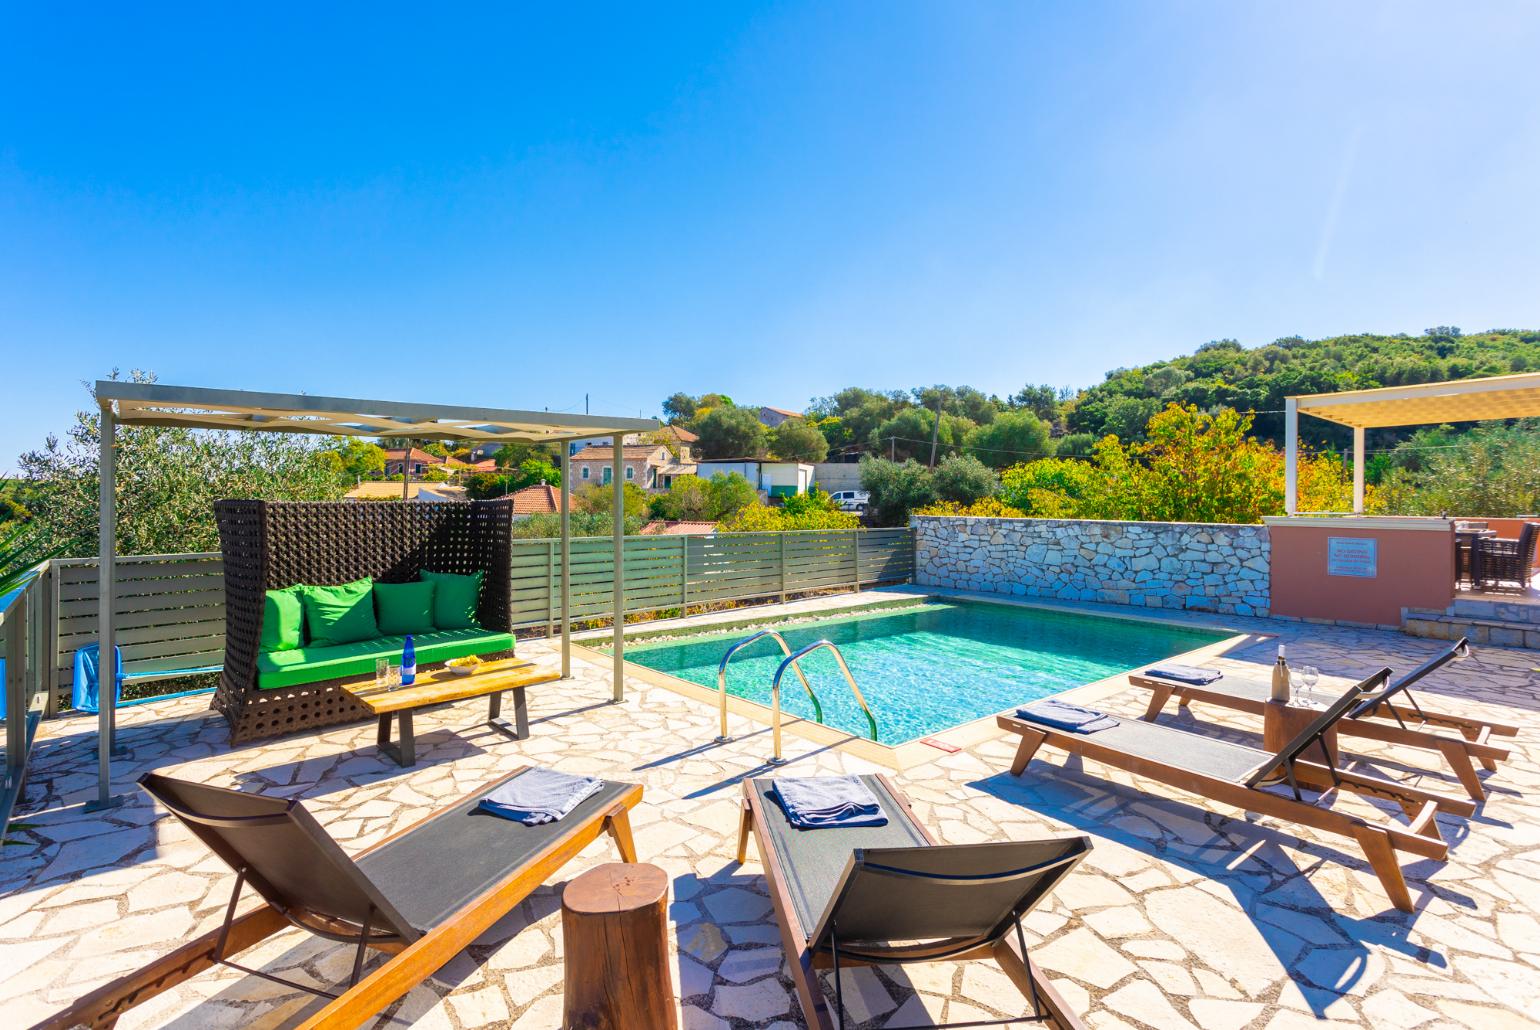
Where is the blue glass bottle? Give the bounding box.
[401,634,416,686]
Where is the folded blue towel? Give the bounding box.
[478,767,604,825]
[1144,664,1223,685]
[772,776,888,829]
[1016,700,1119,733]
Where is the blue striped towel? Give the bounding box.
[478,767,604,825]
[1016,700,1119,734]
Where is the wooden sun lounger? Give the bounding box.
[35,767,642,1030]
[1130,640,1515,800]
[998,676,1476,913]
[738,773,1090,1030]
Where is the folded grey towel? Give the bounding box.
[772,776,888,829]
[1144,664,1223,685]
[1017,700,1119,733]
[478,767,604,825]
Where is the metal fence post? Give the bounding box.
[42,562,58,718]
[680,536,689,612]
[5,592,24,792]
[546,540,556,638]
[851,530,861,592]
[779,533,787,603]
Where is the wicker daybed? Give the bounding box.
[213,499,515,743]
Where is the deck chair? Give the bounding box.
[737,773,1090,1030]
[40,767,642,1030]
[998,673,1476,913]
[1130,639,1516,799]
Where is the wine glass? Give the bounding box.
[1298,665,1320,707]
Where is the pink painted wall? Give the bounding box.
[1269,522,1455,626]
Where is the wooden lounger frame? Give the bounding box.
[1129,673,1514,800]
[997,714,1475,913]
[737,774,1085,1030]
[35,768,641,1030]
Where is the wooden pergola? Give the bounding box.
[1285,371,1540,514]
[90,381,658,810]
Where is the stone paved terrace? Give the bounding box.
[3,590,1540,1029]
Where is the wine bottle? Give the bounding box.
[402,634,417,687]
[1270,643,1290,702]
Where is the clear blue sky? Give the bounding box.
[3,3,1538,469]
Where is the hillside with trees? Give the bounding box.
[1065,328,1540,450]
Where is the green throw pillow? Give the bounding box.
[373,580,437,636]
[298,578,379,647]
[419,569,483,630]
[260,586,305,652]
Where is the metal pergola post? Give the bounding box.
[89,404,123,812]
[1283,397,1299,515]
[1352,426,1366,514]
[560,447,571,679]
[611,438,625,703]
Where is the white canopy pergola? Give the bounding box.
[1285,371,1540,514]
[90,382,658,810]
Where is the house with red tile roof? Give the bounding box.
[757,405,803,428]
[498,482,572,516]
[570,443,696,493]
[638,520,717,536]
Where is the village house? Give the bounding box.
[497,482,572,517]
[569,443,696,492]
[381,448,495,477]
[756,405,803,428]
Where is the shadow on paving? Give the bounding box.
[673,863,971,1030]
[971,753,1471,1018]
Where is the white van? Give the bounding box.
[827,489,871,512]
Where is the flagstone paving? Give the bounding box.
[3,591,1539,1028]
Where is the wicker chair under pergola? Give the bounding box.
[213,499,516,742]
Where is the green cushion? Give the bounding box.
[260,586,305,652]
[297,578,378,647]
[373,580,436,636]
[255,629,515,690]
[419,569,483,630]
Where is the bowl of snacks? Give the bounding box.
[444,655,484,677]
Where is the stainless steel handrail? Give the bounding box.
[769,639,879,764]
[715,629,820,744]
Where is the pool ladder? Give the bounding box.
[716,630,879,765]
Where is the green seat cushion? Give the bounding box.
[373,580,437,636]
[419,569,483,630]
[256,629,515,690]
[298,578,379,647]
[260,586,305,652]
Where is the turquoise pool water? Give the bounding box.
[620,600,1229,745]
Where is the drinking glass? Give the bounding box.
[1299,665,1320,706]
[388,663,402,689]
[375,658,390,688]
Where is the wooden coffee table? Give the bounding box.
[346,657,560,767]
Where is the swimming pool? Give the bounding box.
[619,600,1230,745]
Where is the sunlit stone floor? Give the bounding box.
[3,591,1539,1029]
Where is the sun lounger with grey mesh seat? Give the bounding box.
[1129,640,1515,799]
[39,766,642,1030]
[997,673,1476,913]
[736,773,1091,1030]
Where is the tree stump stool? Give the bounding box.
[561,862,677,1030]
[1263,698,1339,784]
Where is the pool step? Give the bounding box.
[1402,604,1540,650]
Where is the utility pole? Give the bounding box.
[928,396,943,468]
[889,436,895,461]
